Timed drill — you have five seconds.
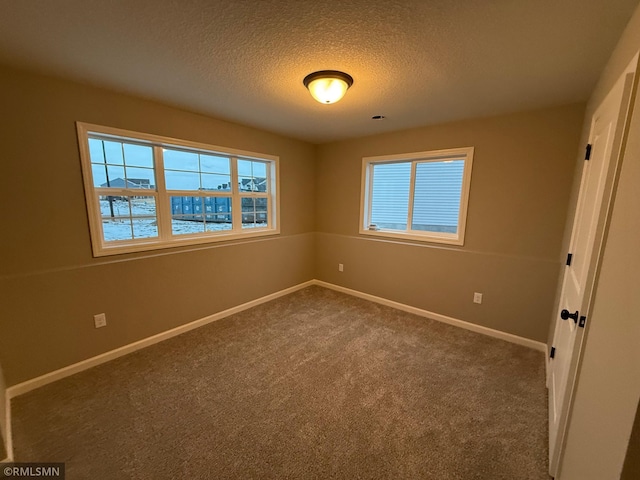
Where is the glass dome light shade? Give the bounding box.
[303,71,353,104]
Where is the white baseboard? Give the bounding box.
[314,280,547,352]
[6,280,315,400]
[3,277,546,462]
[6,278,546,399]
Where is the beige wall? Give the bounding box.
[555,2,640,478]
[0,66,316,386]
[316,105,585,342]
[0,66,587,384]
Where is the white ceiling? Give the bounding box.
[0,0,638,144]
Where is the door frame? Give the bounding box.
[548,52,639,477]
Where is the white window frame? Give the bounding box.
[77,122,280,257]
[359,147,474,246]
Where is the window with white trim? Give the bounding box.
[360,147,473,245]
[77,123,279,256]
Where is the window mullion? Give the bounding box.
[154,146,172,241]
[407,161,417,232]
[94,187,157,197]
[165,189,232,198]
[230,157,242,232]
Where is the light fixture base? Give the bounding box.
[303,70,354,89]
[303,70,354,104]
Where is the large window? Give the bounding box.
[360,147,473,245]
[77,123,279,256]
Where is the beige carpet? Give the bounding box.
[11,286,549,479]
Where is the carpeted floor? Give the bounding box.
[11,286,549,479]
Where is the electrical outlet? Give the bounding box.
[473,293,483,304]
[338,263,344,272]
[94,313,107,328]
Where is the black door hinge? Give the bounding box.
[585,144,592,160]
[550,347,556,359]
[566,253,573,266]
[579,316,587,328]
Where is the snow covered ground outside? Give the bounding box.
[100,198,260,242]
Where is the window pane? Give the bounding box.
[204,196,232,232]
[237,159,253,177]
[238,160,268,192]
[88,138,105,163]
[163,149,199,171]
[102,218,133,241]
[239,177,267,192]
[100,196,158,242]
[412,160,464,234]
[202,173,231,191]
[214,180,232,191]
[171,214,206,235]
[241,197,268,228]
[132,219,159,239]
[192,196,204,214]
[125,166,155,189]
[103,140,124,165]
[170,196,204,216]
[90,139,156,189]
[123,144,153,168]
[200,155,230,174]
[370,162,411,230]
[91,163,108,187]
[93,165,126,188]
[129,197,157,218]
[165,170,200,190]
[205,216,232,232]
[100,196,131,218]
[251,161,267,178]
[171,196,234,234]
[203,197,232,216]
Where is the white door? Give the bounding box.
[548,60,637,476]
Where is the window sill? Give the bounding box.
[92,227,280,257]
[358,228,464,246]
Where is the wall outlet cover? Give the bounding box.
[94,313,107,328]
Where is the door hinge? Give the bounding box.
[585,143,592,160]
[566,253,573,266]
[579,316,587,328]
[550,347,556,359]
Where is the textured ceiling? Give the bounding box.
[0,0,638,143]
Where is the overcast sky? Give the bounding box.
[89,138,266,191]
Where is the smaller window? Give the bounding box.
[360,147,474,245]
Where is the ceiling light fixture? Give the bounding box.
[303,70,353,104]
